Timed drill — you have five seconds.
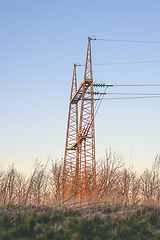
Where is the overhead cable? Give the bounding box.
[94,84,160,87]
[77,60,160,67]
[94,96,160,100]
[94,38,160,44]
[92,60,160,66]
[96,93,160,96]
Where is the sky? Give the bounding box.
[0,0,160,173]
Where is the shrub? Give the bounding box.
[0,231,11,240]
[28,216,36,235]
[92,214,103,225]
[149,213,159,226]
[63,208,80,217]
[51,215,63,223]
[35,224,43,234]
[15,213,24,226]
[37,214,50,224]
[0,214,12,230]
[14,223,29,238]
[46,229,55,239]
[74,218,94,240]
[102,207,112,214]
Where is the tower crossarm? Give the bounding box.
[70,136,89,150]
[70,121,92,150]
[71,78,92,104]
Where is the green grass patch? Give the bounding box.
[0,206,160,239]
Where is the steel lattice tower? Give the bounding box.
[63,64,79,198]
[63,37,95,201]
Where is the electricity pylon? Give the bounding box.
[63,37,96,201]
[62,64,79,198]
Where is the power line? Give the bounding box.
[104,93,160,96]
[77,60,160,67]
[93,84,160,87]
[94,96,160,100]
[94,38,160,44]
[112,84,160,87]
[75,37,160,67]
[93,60,160,66]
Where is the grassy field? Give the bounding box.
[0,205,160,239]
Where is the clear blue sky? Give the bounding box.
[0,0,160,173]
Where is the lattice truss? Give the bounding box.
[63,38,106,200]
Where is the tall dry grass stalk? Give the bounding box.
[0,150,160,209]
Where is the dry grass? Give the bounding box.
[0,151,160,210]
